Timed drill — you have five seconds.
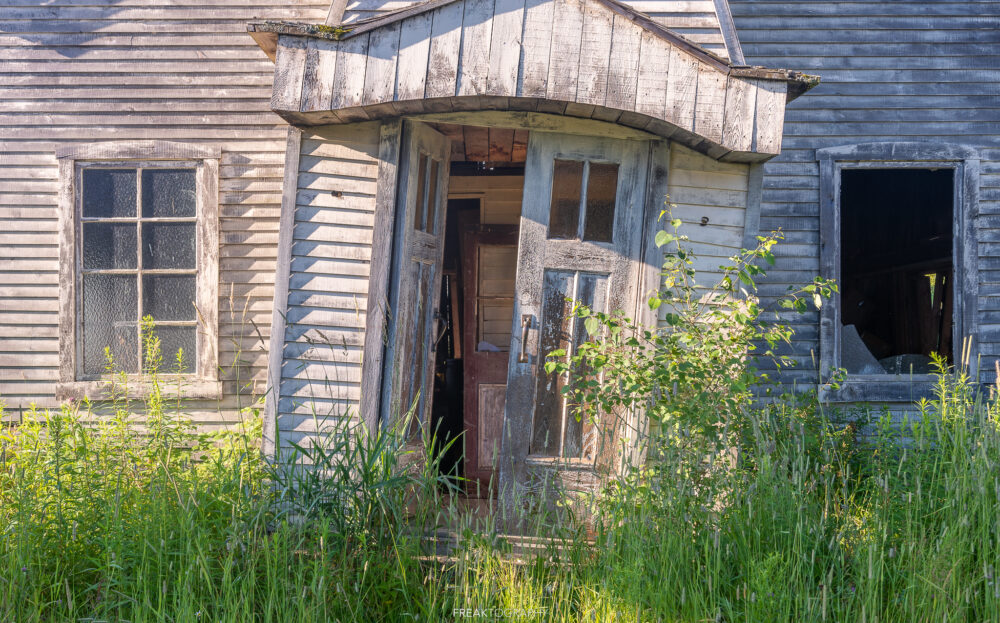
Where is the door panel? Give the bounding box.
[381,121,451,432]
[499,132,650,525]
[460,213,518,491]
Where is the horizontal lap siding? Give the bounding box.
[340,0,729,58]
[0,0,328,422]
[666,144,749,287]
[276,123,380,448]
[730,0,1000,389]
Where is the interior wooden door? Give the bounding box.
[498,132,650,524]
[381,121,451,433]
[459,213,518,494]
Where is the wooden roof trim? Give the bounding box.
[250,0,733,70]
[712,0,745,65]
[247,1,819,98]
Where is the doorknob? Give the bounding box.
[519,314,532,363]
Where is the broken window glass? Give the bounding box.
[839,168,954,375]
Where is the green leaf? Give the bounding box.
[654,230,675,248]
[584,316,601,336]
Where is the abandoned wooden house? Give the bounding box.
[728,1,1000,405]
[11,0,994,510]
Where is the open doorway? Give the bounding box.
[425,124,527,498]
[839,168,955,375]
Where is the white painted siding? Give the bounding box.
[0,0,329,421]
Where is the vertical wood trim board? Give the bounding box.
[57,159,77,385]
[361,120,403,433]
[264,127,304,458]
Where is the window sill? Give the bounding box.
[524,456,597,471]
[819,375,938,404]
[55,379,223,402]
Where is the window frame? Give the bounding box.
[817,142,980,403]
[55,142,221,400]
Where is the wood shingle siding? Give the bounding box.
[730,0,1000,392]
[0,0,328,421]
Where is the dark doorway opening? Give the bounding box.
[840,168,954,375]
[427,145,526,497]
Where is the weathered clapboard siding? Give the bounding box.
[337,0,731,58]
[253,0,805,161]
[730,0,1000,391]
[272,123,381,448]
[0,0,328,421]
[665,143,749,286]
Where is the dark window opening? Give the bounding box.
[840,169,954,375]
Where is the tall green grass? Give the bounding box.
[3,309,1000,619]
[4,360,1000,621]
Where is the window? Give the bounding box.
[817,143,980,402]
[56,142,220,399]
[548,159,619,242]
[840,169,953,375]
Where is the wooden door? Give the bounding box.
[381,121,451,433]
[460,214,518,494]
[498,132,650,524]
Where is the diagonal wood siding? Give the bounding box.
[730,0,1000,392]
[0,0,328,423]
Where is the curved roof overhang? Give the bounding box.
[249,0,817,162]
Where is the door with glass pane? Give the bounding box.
[380,121,451,432]
[498,132,649,521]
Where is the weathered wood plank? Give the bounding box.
[425,0,465,99]
[363,22,401,105]
[664,47,698,131]
[331,32,371,112]
[752,79,787,155]
[300,37,338,112]
[464,125,490,160]
[458,0,497,97]
[396,11,433,101]
[721,75,756,153]
[693,62,727,144]
[486,0,525,96]
[517,0,554,98]
[634,29,671,119]
[488,127,515,161]
[360,120,402,431]
[575,0,613,106]
[545,0,585,102]
[271,37,307,112]
[605,14,642,111]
